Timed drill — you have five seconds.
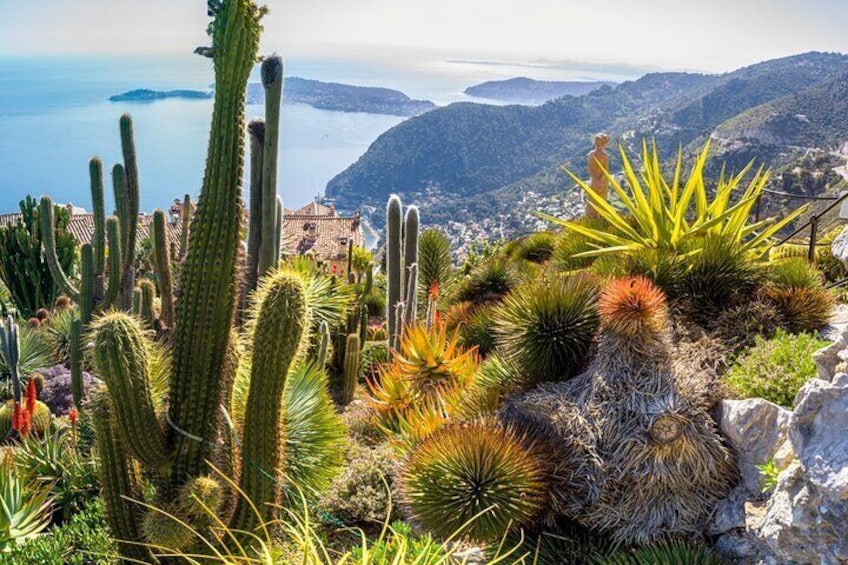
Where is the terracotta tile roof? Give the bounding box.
[0,212,181,249]
[2,199,361,263]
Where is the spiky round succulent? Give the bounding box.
[456,256,522,304]
[0,399,51,437]
[598,538,728,565]
[767,286,835,333]
[494,273,599,384]
[599,276,667,339]
[399,422,547,541]
[515,232,557,263]
[142,505,195,553]
[178,476,222,521]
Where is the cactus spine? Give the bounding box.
[341,333,360,405]
[231,271,308,532]
[257,55,284,277]
[386,195,403,347]
[151,210,175,328]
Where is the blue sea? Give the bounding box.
[0,54,641,214]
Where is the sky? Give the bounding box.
[1,0,847,73]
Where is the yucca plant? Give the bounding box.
[280,361,346,500]
[493,273,599,384]
[553,216,611,273]
[418,229,454,298]
[0,452,54,551]
[538,140,805,262]
[399,421,547,541]
[597,539,729,564]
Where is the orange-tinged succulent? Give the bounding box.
[368,321,479,439]
[599,276,667,338]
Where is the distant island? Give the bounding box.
[111,77,436,117]
[464,77,617,104]
[109,89,213,102]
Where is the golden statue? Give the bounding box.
[586,133,610,217]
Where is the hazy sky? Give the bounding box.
[1,0,847,72]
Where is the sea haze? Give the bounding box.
[0,53,638,214]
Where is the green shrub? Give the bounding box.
[725,329,829,408]
[347,520,451,563]
[0,499,116,565]
[319,441,399,530]
[494,273,599,384]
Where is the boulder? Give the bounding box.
[813,340,843,381]
[789,373,848,500]
[754,374,848,563]
[718,399,793,495]
[831,225,848,270]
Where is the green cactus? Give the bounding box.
[257,55,284,278]
[341,333,361,405]
[274,195,283,264]
[317,320,330,368]
[131,288,141,317]
[403,205,420,303]
[244,119,265,304]
[138,280,156,328]
[386,195,403,347]
[166,0,263,493]
[0,316,21,404]
[90,313,168,469]
[79,245,95,325]
[70,318,84,408]
[0,399,51,438]
[179,194,192,261]
[89,158,107,301]
[231,270,309,532]
[151,210,174,328]
[90,392,151,563]
[118,114,140,311]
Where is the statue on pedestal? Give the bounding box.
[586,133,610,217]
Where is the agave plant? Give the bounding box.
[538,140,806,261]
[399,421,547,541]
[0,451,54,550]
[493,273,599,384]
[417,229,454,297]
[368,322,478,439]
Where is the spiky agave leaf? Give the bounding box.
[599,276,667,340]
[0,453,53,551]
[281,361,346,499]
[494,273,599,384]
[399,421,547,541]
[535,139,806,260]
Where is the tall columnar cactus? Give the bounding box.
[179,194,193,260]
[89,158,107,301]
[386,196,403,347]
[138,280,156,329]
[70,318,84,407]
[231,270,308,532]
[166,0,263,493]
[257,55,284,277]
[151,210,175,328]
[118,115,141,311]
[0,316,21,405]
[386,196,420,349]
[341,333,361,405]
[244,119,265,304]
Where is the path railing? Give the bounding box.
[755,187,848,263]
